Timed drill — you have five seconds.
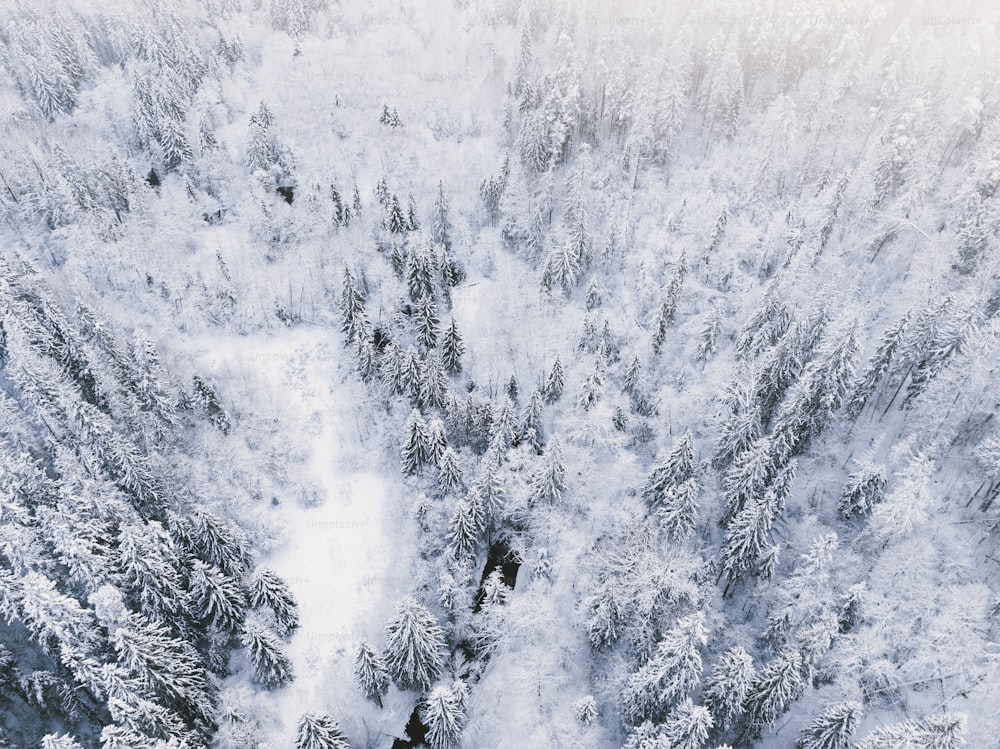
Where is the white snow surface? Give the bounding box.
[201,330,419,746]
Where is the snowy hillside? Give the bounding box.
[1,1,999,749]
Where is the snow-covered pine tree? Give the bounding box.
[421,681,468,749]
[420,352,448,410]
[432,181,452,250]
[188,560,247,634]
[247,567,300,637]
[741,647,808,738]
[401,409,432,474]
[415,295,441,350]
[658,478,699,539]
[643,430,696,511]
[425,418,448,466]
[855,712,965,749]
[382,596,446,692]
[661,697,713,749]
[697,303,724,362]
[294,713,350,749]
[544,356,565,403]
[838,462,887,519]
[387,194,408,234]
[442,319,465,375]
[619,613,707,726]
[447,493,483,561]
[437,447,464,492]
[241,618,293,688]
[529,437,567,505]
[406,194,420,231]
[702,645,755,731]
[795,701,862,749]
[519,388,545,445]
[623,355,642,394]
[340,268,366,344]
[353,640,389,708]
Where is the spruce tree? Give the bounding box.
[420,352,448,410]
[422,682,467,749]
[742,648,808,738]
[248,567,299,636]
[401,409,431,474]
[437,447,464,491]
[432,181,452,250]
[838,462,887,519]
[354,640,389,708]
[662,697,713,749]
[658,478,699,539]
[442,319,465,375]
[241,619,294,688]
[447,493,483,560]
[702,646,755,731]
[529,438,567,505]
[795,701,862,749]
[623,355,641,394]
[188,560,247,634]
[387,194,408,234]
[619,613,707,726]
[519,389,545,444]
[383,596,446,692]
[415,294,440,350]
[295,713,350,749]
[426,418,448,466]
[544,356,565,403]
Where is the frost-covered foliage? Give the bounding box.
[1,0,999,747]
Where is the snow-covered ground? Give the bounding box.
[202,330,419,745]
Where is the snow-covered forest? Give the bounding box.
[1,0,998,747]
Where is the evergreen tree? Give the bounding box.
[529,438,567,505]
[662,697,713,749]
[619,613,707,726]
[697,303,723,362]
[437,447,464,491]
[241,619,294,688]
[855,712,965,749]
[387,194,408,234]
[383,596,446,692]
[702,646,755,731]
[658,478,699,539]
[544,356,565,403]
[838,463,887,519]
[577,357,606,410]
[426,418,448,466]
[406,194,420,231]
[796,701,862,749]
[353,640,389,708]
[188,560,247,634]
[442,319,465,375]
[432,181,452,250]
[422,681,467,749]
[474,457,506,526]
[248,567,300,636]
[585,276,602,310]
[742,648,807,737]
[519,389,545,445]
[416,294,440,350]
[294,713,350,749]
[401,409,431,475]
[623,355,642,394]
[339,268,366,344]
[643,430,696,511]
[447,493,483,560]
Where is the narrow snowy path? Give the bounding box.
[205,330,416,745]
